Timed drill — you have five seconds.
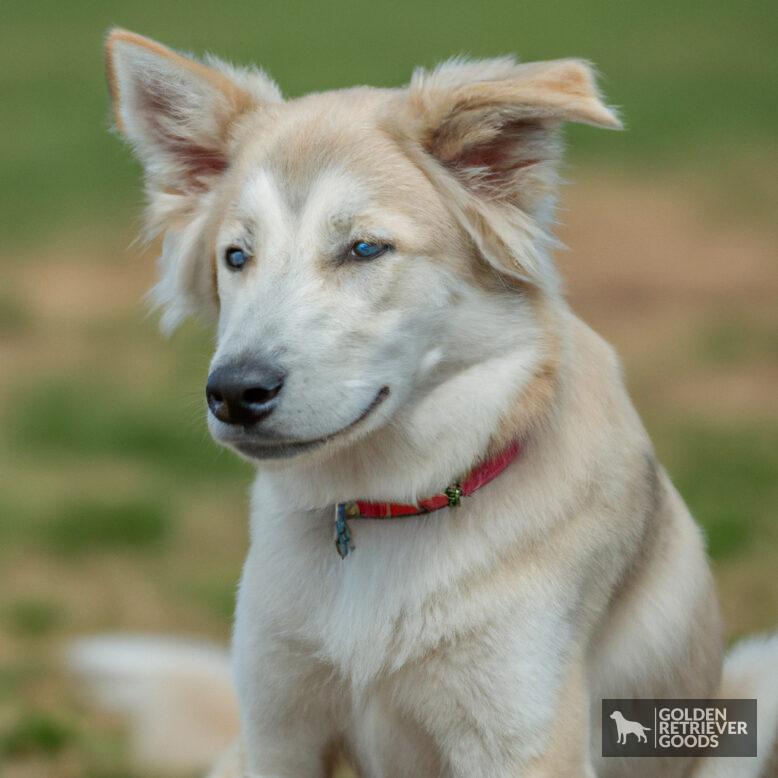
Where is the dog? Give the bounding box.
[609,711,651,745]
[74,29,778,778]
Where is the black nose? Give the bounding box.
[206,362,285,426]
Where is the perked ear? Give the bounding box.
[409,57,620,197]
[396,57,621,288]
[105,29,281,193]
[104,30,282,333]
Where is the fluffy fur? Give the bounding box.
[77,29,778,777]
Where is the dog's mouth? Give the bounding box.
[219,386,391,461]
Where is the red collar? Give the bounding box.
[334,440,522,557]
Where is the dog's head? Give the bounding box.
[106,30,619,461]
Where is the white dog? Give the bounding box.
[609,711,651,745]
[72,29,778,778]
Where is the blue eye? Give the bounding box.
[225,246,249,270]
[350,241,390,260]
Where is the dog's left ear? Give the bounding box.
[393,57,621,287]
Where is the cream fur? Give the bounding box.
[92,29,778,778]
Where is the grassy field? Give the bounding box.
[1,2,776,776]
[2,0,777,249]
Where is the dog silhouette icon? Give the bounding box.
[609,710,651,744]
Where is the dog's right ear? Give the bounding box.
[105,29,281,194]
[105,30,283,332]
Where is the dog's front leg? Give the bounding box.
[232,635,347,778]
[232,525,351,778]
[522,660,597,778]
[233,587,347,778]
[232,616,352,778]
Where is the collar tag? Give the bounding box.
[334,502,355,559]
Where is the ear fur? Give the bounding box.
[393,56,621,291]
[105,29,282,332]
[105,28,281,193]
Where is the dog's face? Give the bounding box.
[205,110,471,458]
[106,30,619,461]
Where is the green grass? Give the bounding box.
[1,0,777,247]
[695,316,778,367]
[653,420,778,559]
[182,577,237,624]
[0,494,34,542]
[4,598,65,637]
[8,376,249,483]
[83,772,143,778]
[0,290,33,334]
[1,711,75,758]
[43,497,172,554]
[0,661,42,703]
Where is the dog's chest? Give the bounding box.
[242,505,459,676]
[240,489,578,688]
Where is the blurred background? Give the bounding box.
[1,1,776,776]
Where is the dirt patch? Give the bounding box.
[561,176,774,295]
[561,176,775,305]
[557,174,777,416]
[7,234,156,323]
[665,364,778,420]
